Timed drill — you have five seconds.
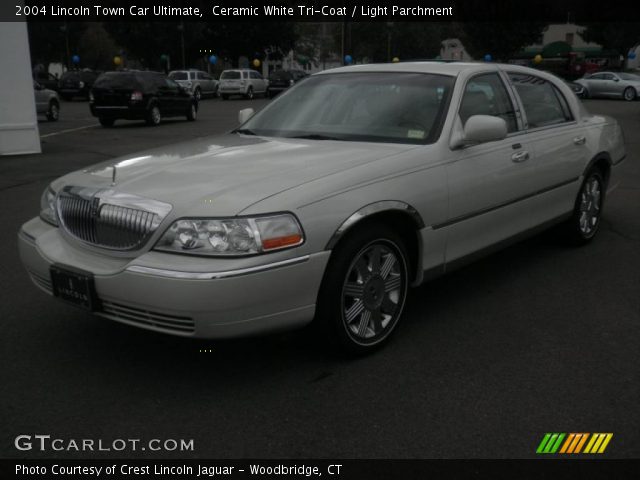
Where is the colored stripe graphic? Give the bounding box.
[537,433,613,454]
[584,433,613,454]
[536,433,565,454]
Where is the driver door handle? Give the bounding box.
[511,151,530,163]
[573,136,586,145]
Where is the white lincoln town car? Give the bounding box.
[19,62,626,354]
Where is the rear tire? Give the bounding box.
[560,168,605,245]
[194,87,202,101]
[315,223,410,355]
[623,87,636,101]
[221,94,229,100]
[46,101,59,121]
[98,117,114,127]
[145,105,161,126]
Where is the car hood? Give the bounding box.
[54,134,418,216]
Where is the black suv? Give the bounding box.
[59,70,100,100]
[267,69,308,98]
[90,71,198,127]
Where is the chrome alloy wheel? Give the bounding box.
[579,175,602,237]
[623,87,636,101]
[341,241,407,343]
[151,106,161,124]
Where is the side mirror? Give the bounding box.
[238,108,255,124]
[462,115,507,145]
[34,82,43,90]
[613,77,619,82]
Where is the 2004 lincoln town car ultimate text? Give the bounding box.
[18,62,626,354]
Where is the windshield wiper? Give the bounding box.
[289,134,340,141]
[235,128,257,136]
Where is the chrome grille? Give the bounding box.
[101,301,195,334]
[56,187,171,251]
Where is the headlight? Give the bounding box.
[155,213,304,256]
[40,186,58,226]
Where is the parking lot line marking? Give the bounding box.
[40,124,100,138]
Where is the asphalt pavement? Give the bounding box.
[1,96,639,459]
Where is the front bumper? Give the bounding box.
[18,217,329,339]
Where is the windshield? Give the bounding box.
[241,72,454,144]
[221,71,241,79]
[618,73,640,81]
[169,72,188,80]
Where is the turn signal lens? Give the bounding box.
[131,91,143,101]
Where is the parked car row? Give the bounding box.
[32,69,101,100]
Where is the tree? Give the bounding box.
[457,22,547,61]
[348,23,446,63]
[27,21,87,67]
[579,22,640,57]
[78,23,119,71]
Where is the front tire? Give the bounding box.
[145,105,161,126]
[623,87,636,101]
[244,86,254,100]
[561,169,605,245]
[315,223,409,355]
[186,102,197,121]
[221,94,229,100]
[46,101,59,121]
[194,87,202,101]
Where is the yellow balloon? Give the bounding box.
[392,57,400,63]
[252,59,261,68]
[534,54,543,64]
[113,56,122,66]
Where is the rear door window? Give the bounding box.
[508,73,573,129]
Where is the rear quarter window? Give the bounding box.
[93,73,139,89]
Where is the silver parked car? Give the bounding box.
[168,70,218,101]
[34,81,60,121]
[19,63,626,354]
[574,71,640,101]
[218,69,268,100]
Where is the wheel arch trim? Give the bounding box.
[325,201,425,251]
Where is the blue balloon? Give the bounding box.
[344,54,353,65]
[209,54,217,65]
[484,54,492,62]
[71,54,80,64]
[629,51,637,60]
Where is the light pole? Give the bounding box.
[178,22,185,69]
[60,22,70,69]
[386,22,394,62]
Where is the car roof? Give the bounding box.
[315,61,571,83]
